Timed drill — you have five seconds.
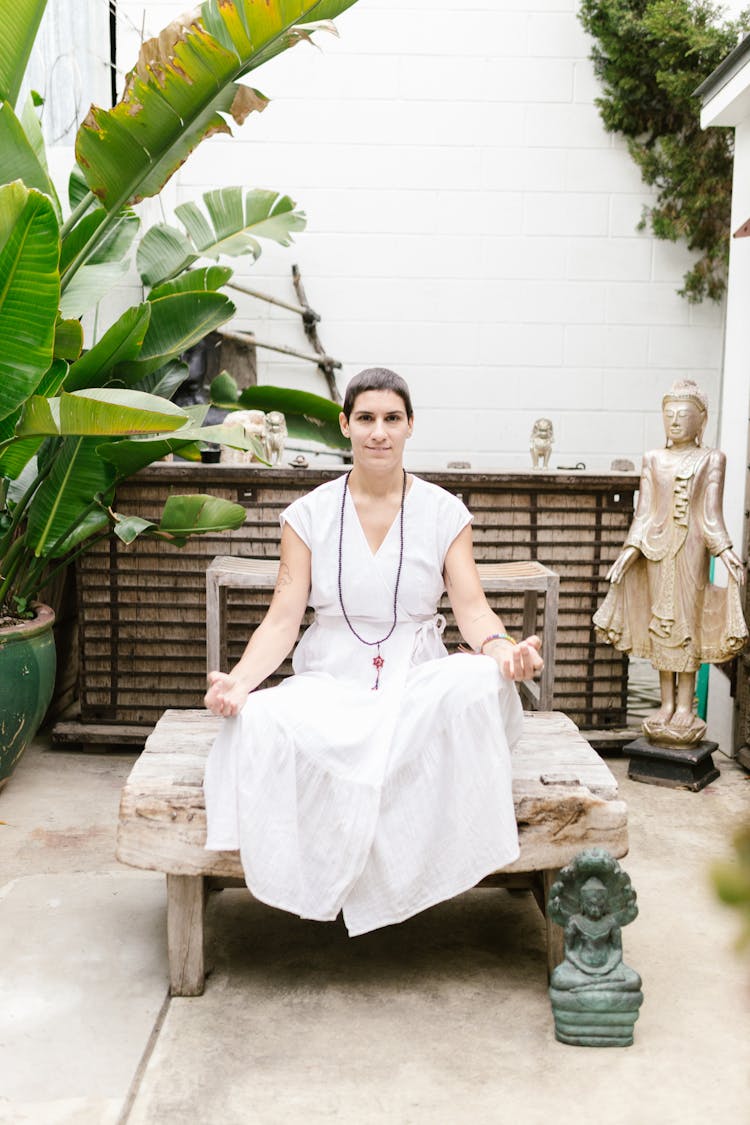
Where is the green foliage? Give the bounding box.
[0,0,46,109]
[713,823,750,951]
[0,182,60,422]
[579,0,750,302]
[0,0,361,618]
[112,494,247,546]
[137,188,307,288]
[211,373,349,449]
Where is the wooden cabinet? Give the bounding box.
[75,464,636,734]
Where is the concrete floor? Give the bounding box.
[1,734,749,1125]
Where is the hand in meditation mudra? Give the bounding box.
[594,379,747,748]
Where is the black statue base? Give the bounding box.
[625,737,720,792]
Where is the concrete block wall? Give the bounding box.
[106,0,726,470]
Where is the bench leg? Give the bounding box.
[167,874,207,996]
[541,868,564,980]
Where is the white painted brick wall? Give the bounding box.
[102,0,728,470]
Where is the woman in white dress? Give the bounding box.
[204,369,543,937]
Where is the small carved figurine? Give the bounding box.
[264,410,288,466]
[594,380,747,748]
[548,848,643,1047]
[220,409,268,465]
[530,418,554,469]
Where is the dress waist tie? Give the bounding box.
[411,613,447,662]
[311,612,447,662]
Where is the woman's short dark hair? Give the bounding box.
[342,368,413,420]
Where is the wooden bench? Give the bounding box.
[206,555,560,712]
[116,708,628,996]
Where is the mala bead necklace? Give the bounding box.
[337,469,406,690]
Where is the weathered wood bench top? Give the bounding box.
[117,708,626,877]
[116,709,627,995]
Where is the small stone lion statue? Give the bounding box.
[220,409,268,464]
[264,410,288,466]
[530,418,554,469]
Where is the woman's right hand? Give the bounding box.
[204,671,250,717]
[606,545,640,584]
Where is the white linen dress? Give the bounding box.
[204,474,522,936]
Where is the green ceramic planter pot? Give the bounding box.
[0,603,56,789]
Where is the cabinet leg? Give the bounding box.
[167,874,207,996]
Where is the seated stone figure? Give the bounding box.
[551,877,641,993]
[548,849,643,1047]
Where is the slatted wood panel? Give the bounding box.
[77,465,636,730]
[206,555,558,711]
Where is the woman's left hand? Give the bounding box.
[487,635,544,681]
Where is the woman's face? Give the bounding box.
[340,389,413,471]
[663,400,703,446]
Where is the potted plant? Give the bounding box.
[0,0,361,783]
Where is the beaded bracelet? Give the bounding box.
[478,632,517,654]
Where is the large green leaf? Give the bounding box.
[134,359,190,400]
[54,316,84,361]
[0,0,47,108]
[65,304,152,392]
[14,388,189,439]
[49,506,111,556]
[211,375,348,449]
[0,181,59,422]
[94,403,208,477]
[0,100,58,206]
[58,259,130,319]
[60,209,139,273]
[68,164,93,211]
[136,224,194,288]
[0,358,67,479]
[24,435,116,556]
[179,188,305,254]
[98,434,199,477]
[20,387,196,556]
[137,188,306,287]
[20,90,48,170]
[99,419,264,476]
[209,370,242,405]
[5,449,39,505]
[113,493,246,546]
[114,290,235,382]
[148,266,233,301]
[74,0,360,221]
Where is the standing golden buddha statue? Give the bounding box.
[594,379,747,751]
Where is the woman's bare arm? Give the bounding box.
[443,525,543,681]
[204,523,311,716]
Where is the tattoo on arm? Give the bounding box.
[275,562,293,592]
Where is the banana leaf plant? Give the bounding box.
[0,0,361,620]
[0,179,260,618]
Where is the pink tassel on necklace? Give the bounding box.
[372,646,385,690]
[337,470,406,694]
